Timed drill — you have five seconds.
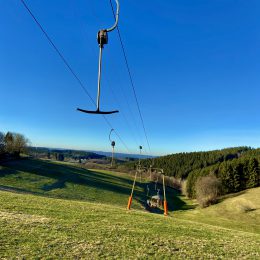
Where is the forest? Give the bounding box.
[126,147,260,199]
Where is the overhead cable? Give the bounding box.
[109,0,152,154]
[20,0,131,153]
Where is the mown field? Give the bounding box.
[0,159,259,259]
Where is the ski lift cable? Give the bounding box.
[102,116,130,153]
[20,0,131,153]
[70,13,141,149]
[104,76,144,148]
[20,0,94,104]
[108,86,140,147]
[82,2,144,147]
[107,76,144,147]
[109,0,152,154]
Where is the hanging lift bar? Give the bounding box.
[77,0,120,115]
[109,129,116,166]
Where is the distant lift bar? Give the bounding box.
[77,0,120,115]
[109,129,116,166]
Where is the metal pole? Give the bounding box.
[138,146,142,167]
[107,0,120,32]
[138,146,142,182]
[111,146,114,167]
[163,175,166,201]
[127,170,137,210]
[96,45,103,111]
[155,177,158,191]
[130,171,138,198]
[163,175,168,216]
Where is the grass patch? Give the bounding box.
[175,187,260,234]
[0,190,259,259]
[1,159,259,258]
[0,159,192,212]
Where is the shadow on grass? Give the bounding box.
[0,166,18,177]
[0,159,143,199]
[0,159,192,211]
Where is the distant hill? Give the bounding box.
[29,147,155,161]
[28,147,106,160]
[92,150,156,160]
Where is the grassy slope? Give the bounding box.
[176,187,260,234]
[0,190,259,259]
[0,159,191,211]
[0,159,260,258]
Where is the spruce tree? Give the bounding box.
[247,158,259,188]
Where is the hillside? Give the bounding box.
[175,187,260,234]
[0,159,260,258]
[28,147,107,161]
[129,147,255,178]
[125,147,260,199]
[0,188,259,259]
[0,158,190,211]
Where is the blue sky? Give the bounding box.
[0,0,259,156]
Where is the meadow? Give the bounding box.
[0,159,259,259]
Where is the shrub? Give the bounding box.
[181,180,188,197]
[195,175,221,208]
[0,132,5,158]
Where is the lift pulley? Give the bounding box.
[77,0,120,115]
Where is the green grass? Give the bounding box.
[175,187,260,234]
[0,159,192,212]
[0,190,259,259]
[0,159,259,258]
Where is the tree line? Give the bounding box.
[125,146,260,207]
[186,156,260,199]
[0,131,29,160]
[126,147,251,178]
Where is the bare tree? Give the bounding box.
[195,175,222,208]
[4,132,29,157]
[13,133,29,156]
[0,131,5,155]
[4,132,14,154]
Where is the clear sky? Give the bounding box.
[0,0,259,156]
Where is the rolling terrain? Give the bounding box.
[0,159,259,258]
[0,159,188,211]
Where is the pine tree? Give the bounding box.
[247,158,259,188]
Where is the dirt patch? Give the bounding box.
[0,211,50,224]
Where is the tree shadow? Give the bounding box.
[42,179,66,191]
[0,159,194,212]
[0,165,18,177]
[0,159,145,202]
